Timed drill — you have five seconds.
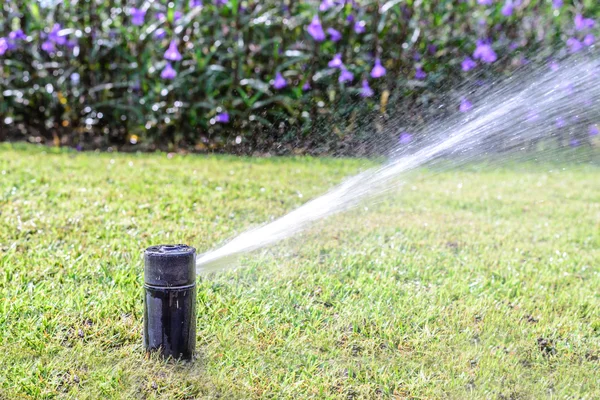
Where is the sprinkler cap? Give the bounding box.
[144,244,196,287]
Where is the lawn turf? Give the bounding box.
[0,143,599,399]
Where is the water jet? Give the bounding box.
[143,244,197,360]
[195,57,600,274]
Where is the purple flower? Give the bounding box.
[428,44,437,55]
[190,0,203,7]
[583,34,595,47]
[574,14,584,30]
[66,39,77,50]
[346,14,355,23]
[370,58,386,78]
[552,0,562,8]
[273,72,287,89]
[327,28,342,42]
[461,57,477,71]
[460,98,473,112]
[555,117,566,128]
[320,0,335,11]
[354,20,366,34]
[154,28,167,40]
[307,16,326,42]
[131,8,146,26]
[567,37,583,53]
[339,66,354,83]
[0,38,8,55]
[41,40,55,53]
[399,133,413,144]
[328,53,343,68]
[413,52,421,61]
[501,1,514,16]
[415,67,427,80]
[164,40,182,61]
[589,125,599,136]
[215,0,229,5]
[575,14,595,31]
[9,29,26,41]
[5,40,16,51]
[302,81,311,91]
[161,62,177,79]
[473,40,497,63]
[570,138,580,147]
[549,61,559,71]
[360,80,373,98]
[216,112,229,123]
[477,0,493,5]
[49,24,67,45]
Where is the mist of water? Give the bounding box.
[196,56,600,274]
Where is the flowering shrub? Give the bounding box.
[0,0,598,153]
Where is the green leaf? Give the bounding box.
[28,3,41,21]
[240,79,272,95]
[381,0,404,14]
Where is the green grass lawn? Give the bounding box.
[1,143,599,399]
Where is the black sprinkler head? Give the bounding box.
[143,244,196,360]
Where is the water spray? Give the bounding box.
[143,244,197,360]
[195,57,600,274]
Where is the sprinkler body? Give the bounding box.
[143,244,196,360]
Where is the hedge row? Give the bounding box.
[0,0,598,154]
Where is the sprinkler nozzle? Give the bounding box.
[143,244,196,360]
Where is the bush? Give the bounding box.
[0,0,598,154]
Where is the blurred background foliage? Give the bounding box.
[0,0,598,155]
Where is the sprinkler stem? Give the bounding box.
[143,244,196,360]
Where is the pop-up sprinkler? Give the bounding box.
[143,244,196,360]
